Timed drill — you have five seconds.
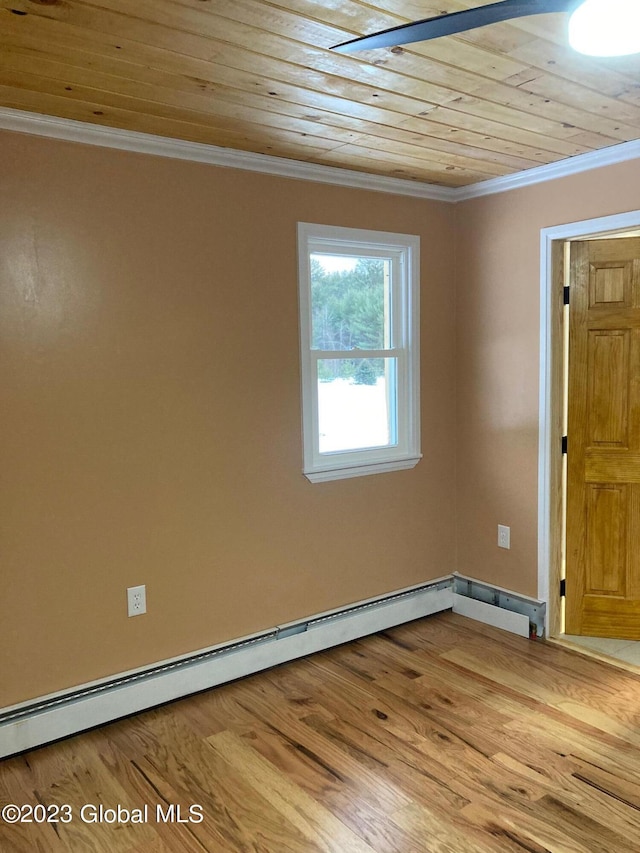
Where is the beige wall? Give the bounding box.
[5,126,640,709]
[455,160,640,597]
[0,130,457,707]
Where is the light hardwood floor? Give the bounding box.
[2,611,640,852]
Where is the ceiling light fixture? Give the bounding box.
[568,0,640,57]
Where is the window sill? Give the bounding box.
[304,455,422,483]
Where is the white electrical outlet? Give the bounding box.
[498,524,511,550]
[127,584,147,617]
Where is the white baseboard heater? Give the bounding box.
[0,578,454,759]
[0,573,546,759]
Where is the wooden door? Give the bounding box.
[566,237,640,638]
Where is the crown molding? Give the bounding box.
[0,107,456,202]
[452,137,640,201]
[1,107,639,203]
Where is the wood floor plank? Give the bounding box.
[504,709,640,785]
[231,720,437,853]
[224,689,413,814]
[30,740,158,851]
[458,800,593,853]
[391,801,535,853]
[0,760,64,853]
[139,741,317,853]
[207,730,376,853]
[2,611,640,852]
[441,646,640,747]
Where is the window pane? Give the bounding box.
[310,255,391,351]
[318,358,397,453]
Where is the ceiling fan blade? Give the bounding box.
[332,0,575,53]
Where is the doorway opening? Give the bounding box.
[540,211,640,668]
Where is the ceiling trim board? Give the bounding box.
[0,107,455,202]
[0,107,639,202]
[454,138,640,200]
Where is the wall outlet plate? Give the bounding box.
[127,585,146,617]
[498,525,511,550]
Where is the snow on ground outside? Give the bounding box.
[318,378,391,453]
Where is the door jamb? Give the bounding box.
[539,209,640,637]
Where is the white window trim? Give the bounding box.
[298,222,421,483]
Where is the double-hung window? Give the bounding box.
[298,223,421,482]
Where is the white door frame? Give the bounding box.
[538,208,640,634]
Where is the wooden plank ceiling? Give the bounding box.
[1,0,640,188]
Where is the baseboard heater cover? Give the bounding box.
[452,574,546,639]
[0,578,453,759]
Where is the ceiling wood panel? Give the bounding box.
[1,0,640,187]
